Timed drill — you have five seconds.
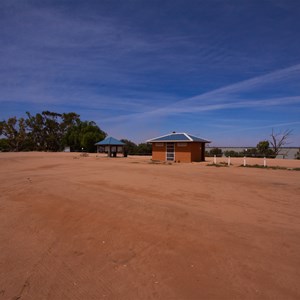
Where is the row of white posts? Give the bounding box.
[213,155,267,167]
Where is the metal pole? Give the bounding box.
[214,155,217,164]
[243,156,246,167]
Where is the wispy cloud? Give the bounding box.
[2,0,296,108]
[98,63,300,143]
[100,63,300,123]
[1,1,300,145]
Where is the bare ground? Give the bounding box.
[0,152,300,299]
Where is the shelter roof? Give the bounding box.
[147,132,210,143]
[95,137,125,146]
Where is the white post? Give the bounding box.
[243,156,246,167]
[214,155,217,164]
[264,157,267,167]
[228,156,231,166]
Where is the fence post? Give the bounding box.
[214,155,217,164]
[243,156,246,167]
[264,157,267,167]
[228,156,231,166]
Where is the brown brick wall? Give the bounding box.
[152,143,166,161]
[174,143,191,162]
[151,142,206,162]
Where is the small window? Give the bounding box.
[177,143,187,147]
[155,143,164,147]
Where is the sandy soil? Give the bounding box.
[0,152,300,299]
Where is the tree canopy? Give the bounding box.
[121,139,152,155]
[256,140,275,157]
[64,120,106,152]
[1,111,106,152]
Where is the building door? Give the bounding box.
[166,143,175,161]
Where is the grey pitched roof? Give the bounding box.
[95,137,125,146]
[147,132,211,143]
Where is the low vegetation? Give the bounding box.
[295,149,300,160]
[240,164,300,171]
[207,162,229,167]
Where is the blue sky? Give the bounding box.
[1,0,300,146]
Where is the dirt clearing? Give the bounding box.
[1,153,300,299]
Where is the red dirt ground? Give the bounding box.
[0,152,300,299]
